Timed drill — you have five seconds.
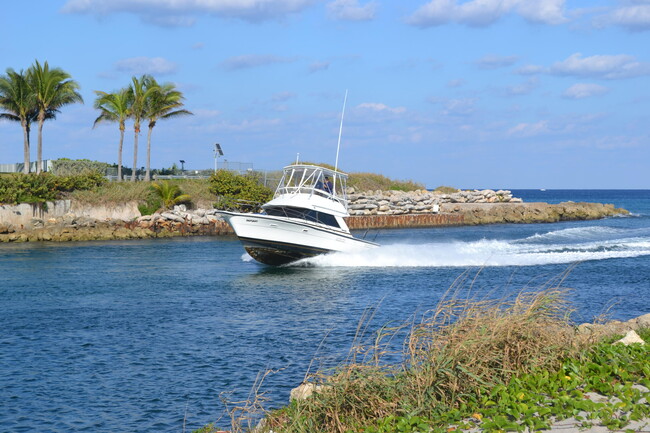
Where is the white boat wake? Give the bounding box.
[285,225,650,268]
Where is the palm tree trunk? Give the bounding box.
[131,125,139,182]
[36,116,44,174]
[118,127,124,181]
[145,125,153,181]
[22,120,30,174]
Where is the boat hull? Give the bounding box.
[218,211,377,265]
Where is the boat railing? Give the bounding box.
[274,165,349,208]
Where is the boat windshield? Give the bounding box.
[275,164,348,208]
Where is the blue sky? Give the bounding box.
[1,0,649,189]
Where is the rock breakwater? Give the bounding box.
[347,188,520,216]
[441,201,627,225]
[0,189,629,243]
[0,206,231,242]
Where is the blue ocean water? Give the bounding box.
[1,190,649,432]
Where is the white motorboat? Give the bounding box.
[218,164,379,265]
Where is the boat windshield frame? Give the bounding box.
[274,164,348,209]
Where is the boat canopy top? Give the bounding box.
[272,164,348,209]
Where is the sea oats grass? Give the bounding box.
[198,273,649,433]
[252,272,647,433]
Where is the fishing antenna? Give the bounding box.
[334,89,348,173]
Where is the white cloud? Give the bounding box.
[442,98,477,116]
[327,0,377,21]
[447,78,465,88]
[427,97,477,116]
[406,0,567,28]
[115,57,177,75]
[220,54,297,70]
[61,0,314,25]
[476,54,519,69]
[505,77,539,96]
[309,61,330,73]
[356,102,406,114]
[562,83,608,99]
[550,53,650,79]
[515,64,544,75]
[610,5,650,31]
[271,92,296,102]
[507,120,550,137]
[143,14,196,27]
[515,0,567,24]
[506,113,605,139]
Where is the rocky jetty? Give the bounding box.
[439,201,627,226]
[347,188,520,216]
[0,205,231,242]
[0,190,629,243]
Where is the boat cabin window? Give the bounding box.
[265,206,341,229]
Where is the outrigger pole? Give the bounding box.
[334,89,347,173]
[333,90,348,194]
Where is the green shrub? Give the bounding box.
[209,170,273,212]
[0,172,106,205]
[51,158,110,176]
[432,185,460,194]
[54,172,107,192]
[151,181,191,210]
[0,173,58,204]
[347,172,424,192]
[138,196,163,216]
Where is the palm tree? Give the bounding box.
[93,88,132,181]
[143,77,193,181]
[27,60,83,174]
[0,68,37,173]
[151,181,191,209]
[128,75,157,182]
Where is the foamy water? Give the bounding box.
[288,225,650,267]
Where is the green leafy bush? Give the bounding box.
[151,181,191,209]
[432,185,460,194]
[54,172,107,192]
[0,172,106,205]
[138,195,163,216]
[51,158,110,176]
[209,170,273,212]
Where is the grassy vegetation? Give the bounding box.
[347,172,425,192]
[66,169,429,209]
[68,178,215,207]
[431,185,460,194]
[296,161,426,192]
[197,274,649,433]
[1,166,457,208]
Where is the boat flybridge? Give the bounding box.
[218,164,379,265]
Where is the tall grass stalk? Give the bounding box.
[260,274,588,433]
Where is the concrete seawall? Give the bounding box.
[347,213,464,229]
